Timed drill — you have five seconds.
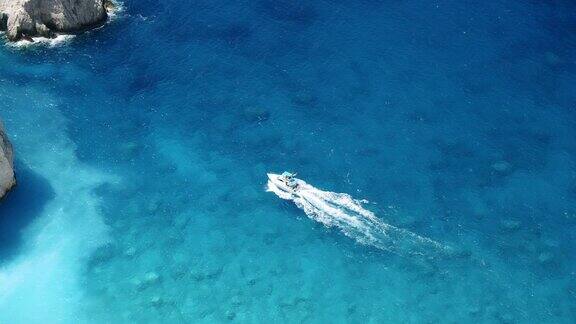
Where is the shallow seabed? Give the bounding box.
[1,0,576,323]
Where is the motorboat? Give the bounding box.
[267,171,300,196]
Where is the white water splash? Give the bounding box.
[267,175,448,257]
[3,34,74,49]
[107,0,125,20]
[2,1,124,49]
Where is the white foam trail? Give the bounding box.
[267,176,448,257]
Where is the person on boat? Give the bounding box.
[281,172,298,189]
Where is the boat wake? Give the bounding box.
[267,174,448,257]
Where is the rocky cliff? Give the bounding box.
[0,121,15,199]
[0,0,108,41]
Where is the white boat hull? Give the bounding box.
[266,173,302,199]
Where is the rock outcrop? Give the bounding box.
[0,0,108,41]
[0,121,15,199]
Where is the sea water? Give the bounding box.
[0,0,575,323]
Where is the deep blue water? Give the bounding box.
[1,0,576,322]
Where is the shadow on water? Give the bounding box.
[0,163,54,264]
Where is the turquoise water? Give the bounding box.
[1,0,576,322]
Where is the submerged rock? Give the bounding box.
[467,304,482,316]
[225,310,236,320]
[491,160,512,173]
[88,243,116,267]
[499,219,521,232]
[291,90,319,108]
[118,141,141,160]
[0,0,109,41]
[544,51,562,66]
[537,251,554,264]
[0,121,15,199]
[150,296,164,307]
[143,271,160,285]
[125,246,137,257]
[134,271,161,291]
[242,105,270,123]
[191,264,223,282]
